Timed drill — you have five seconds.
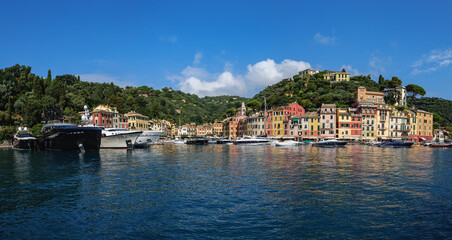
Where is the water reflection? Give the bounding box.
[0,146,450,239]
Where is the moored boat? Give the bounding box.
[13,127,38,150]
[186,138,209,145]
[233,137,270,145]
[216,139,231,144]
[101,128,142,149]
[41,123,101,151]
[311,139,348,147]
[379,141,414,148]
[134,130,164,148]
[429,143,452,148]
[274,140,301,146]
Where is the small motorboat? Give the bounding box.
[13,127,38,150]
[429,143,452,148]
[379,141,414,148]
[311,139,348,147]
[186,138,209,145]
[216,139,231,144]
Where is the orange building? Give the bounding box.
[356,86,385,104]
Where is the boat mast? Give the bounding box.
[264,97,267,136]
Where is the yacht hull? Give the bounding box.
[41,127,101,151]
[101,132,142,149]
[134,131,164,148]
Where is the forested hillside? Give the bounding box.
[0,65,247,127]
[411,97,452,127]
[0,64,450,132]
[252,71,380,110]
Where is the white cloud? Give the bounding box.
[193,52,203,65]
[314,33,336,44]
[340,64,360,76]
[412,48,452,74]
[245,59,310,88]
[173,58,311,97]
[79,73,135,88]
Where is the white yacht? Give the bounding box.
[311,139,348,147]
[101,128,143,149]
[233,136,270,145]
[134,130,164,148]
[274,140,301,146]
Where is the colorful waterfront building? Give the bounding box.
[196,124,207,136]
[213,121,223,137]
[295,112,320,140]
[337,108,362,140]
[178,125,189,136]
[246,112,266,136]
[125,111,149,131]
[376,104,392,140]
[358,103,377,140]
[268,102,304,138]
[320,104,337,138]
[223,115,247,139]
[91,104,116,128]
[388,110,410,140]
[408,109,434,142]
[187,123,197,136]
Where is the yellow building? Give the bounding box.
[125,111,149,131]
[337,108,352,139]
[324,71,350,82]
[271,108,285,137]
[213,121,223,137]
[410,110,434,142]
[359,103,377,140]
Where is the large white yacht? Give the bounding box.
[233,136,271,145]
[101,128,143,149]
[134,130,164,148]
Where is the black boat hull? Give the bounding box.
[186,139,209,145]
[13,139,38,150]
[41,127,101,151]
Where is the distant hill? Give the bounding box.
[0,64,450,129]
[250,72,451,127]
[411,97,452,127]
[0,64,247,127]
[251,72,379,111]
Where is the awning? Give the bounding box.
[420,137,426,140]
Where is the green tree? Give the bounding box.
[378,75,385,90]
[225,108,236,117]
[387,76,402,88]
[406,84,426,105]
[107,95,124,109]
[246,100,261,113]
[300,99,313,109]
[384,90,401,105]
[45,69,52,88]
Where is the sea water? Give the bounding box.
[0,145,451,239]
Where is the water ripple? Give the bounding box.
[0,145,451,239]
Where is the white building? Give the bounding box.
[299,68,319,76]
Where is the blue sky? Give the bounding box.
[1,0,451,99]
